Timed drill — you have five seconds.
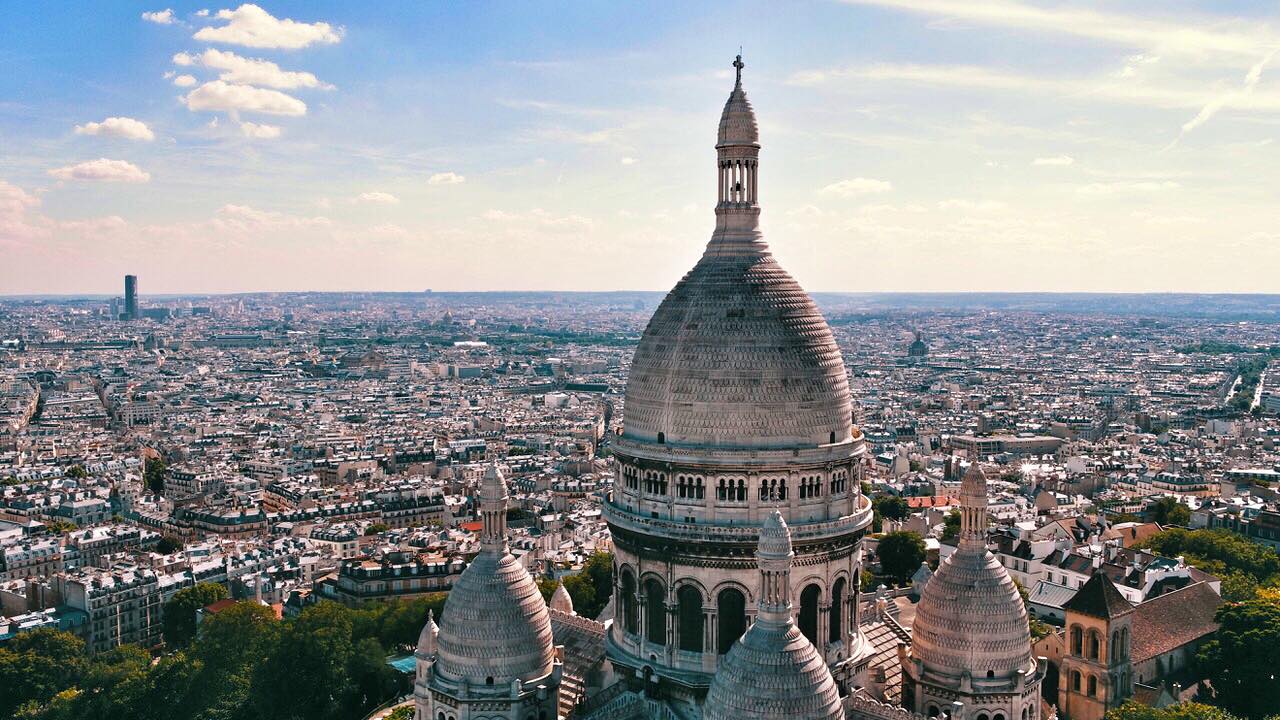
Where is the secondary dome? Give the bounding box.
[910,462,1033,681]
[434,551,556,684]
[622,56,852,452]
[433,464,555,686]
[704,511,843,720]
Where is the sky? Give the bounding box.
[2,1,1280,295]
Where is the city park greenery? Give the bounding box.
[0,553,616,720]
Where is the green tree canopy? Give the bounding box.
[144,457,166,496]
[1136,528,1280,586]
[878,531,927,585]
[154,535,183,554]
[163,582,228,646]
[1149,496,1191,526]
[1196,598,1280,719]
[1105,700,1248,720]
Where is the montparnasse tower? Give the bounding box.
[601,55,875,714]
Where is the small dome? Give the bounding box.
[717,55,758,147]
[434,551,556,685]
[911,460,1033,682]
[703,620,844,720]
[705,510,842,720]
[550,581,574,615]
[415,609,438,659]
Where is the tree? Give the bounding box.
[154,535,183,555]
[940,509,961,544]
[144,458,166,496]
[878,531,926,585]
[1106,700,1247,720]
[363,523,390,536]
[387,706,414,720]
[1196,598,1280,719]
[163,582,228,646]
[42,519,76,535]
[0,628,88,718]
[65,465,87,479]
[1149,496,1191,526]
[870,497,911,530]
[1136,528,1280,586]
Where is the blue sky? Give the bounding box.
[3,1,1279,294]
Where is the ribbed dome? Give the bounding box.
[434,550,555,685]
[705,510,843,720]
[910,462,1033,682]
[717,88,758,147]
[704,620,844,720]
[622,251,853,450]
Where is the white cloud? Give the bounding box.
[840,0,1278,60]
[193,4,342,49]
[358,191,400,204]
[821,177,893,196]
[185,80,306,116]
[212,203,331,232]
[196,9,209,17]
[239,120,281,138]
[142,9,175,24]
[187,48,333,89]
[1076,180,1180,194]
[1175,49,1279,141]
[938,199,1007,212]
[74,117,155,141]
[1032,155,1074,166]
[173,51,195,66]
[48,158,151,183]
[620,157,637,165]
[0,180,47,245]
[428,172,466,185]
[173,74,197,87]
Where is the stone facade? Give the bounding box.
[601,55,875,715]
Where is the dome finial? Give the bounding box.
[733,52,744,89]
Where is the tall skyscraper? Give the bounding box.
[124,275,138,320]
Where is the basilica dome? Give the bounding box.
[621,59,852,452]
[910,462,1033,683]
[433,466,556,687]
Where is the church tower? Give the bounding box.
[602,55,874,716]
[1058,573,1134,720]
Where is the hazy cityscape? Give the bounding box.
[4,3,1280,720]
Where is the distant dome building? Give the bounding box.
[704,510,844,720]
[416,464,561,720]
[903,461,1044,720]
[602,55,874,716]
[907,331,928,359]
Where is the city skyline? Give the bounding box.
[4,1,1280,295]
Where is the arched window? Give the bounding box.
[1071,670,1082,692]
[1070,625,1083,656]
[1121,627,1129,656]
[657,432,665,444]
[1087,630,1101,661]
[717,588,746,654]
[677,585,704,652]
[736,478,746,502]
[1112,630,1120,660]
[799,584,821,644]
[645,579,666,646]
[1087,675,1098,697]
[621,569,637,635]
[829,577,847,643]
[976,713,989,720]
[927,706,940,718]
[994,714,1005,720]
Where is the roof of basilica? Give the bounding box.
[910,461,1035,684]
[433,465,556,687]
[703,511,844,720]
[620,59,854,453]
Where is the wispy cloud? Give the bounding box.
[821,177,893,196]
[1032,155,1074,166]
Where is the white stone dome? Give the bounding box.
[910,463,1033,683]
[434,551,556,686]
[704,511,843,720]
[622,252,854,450]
